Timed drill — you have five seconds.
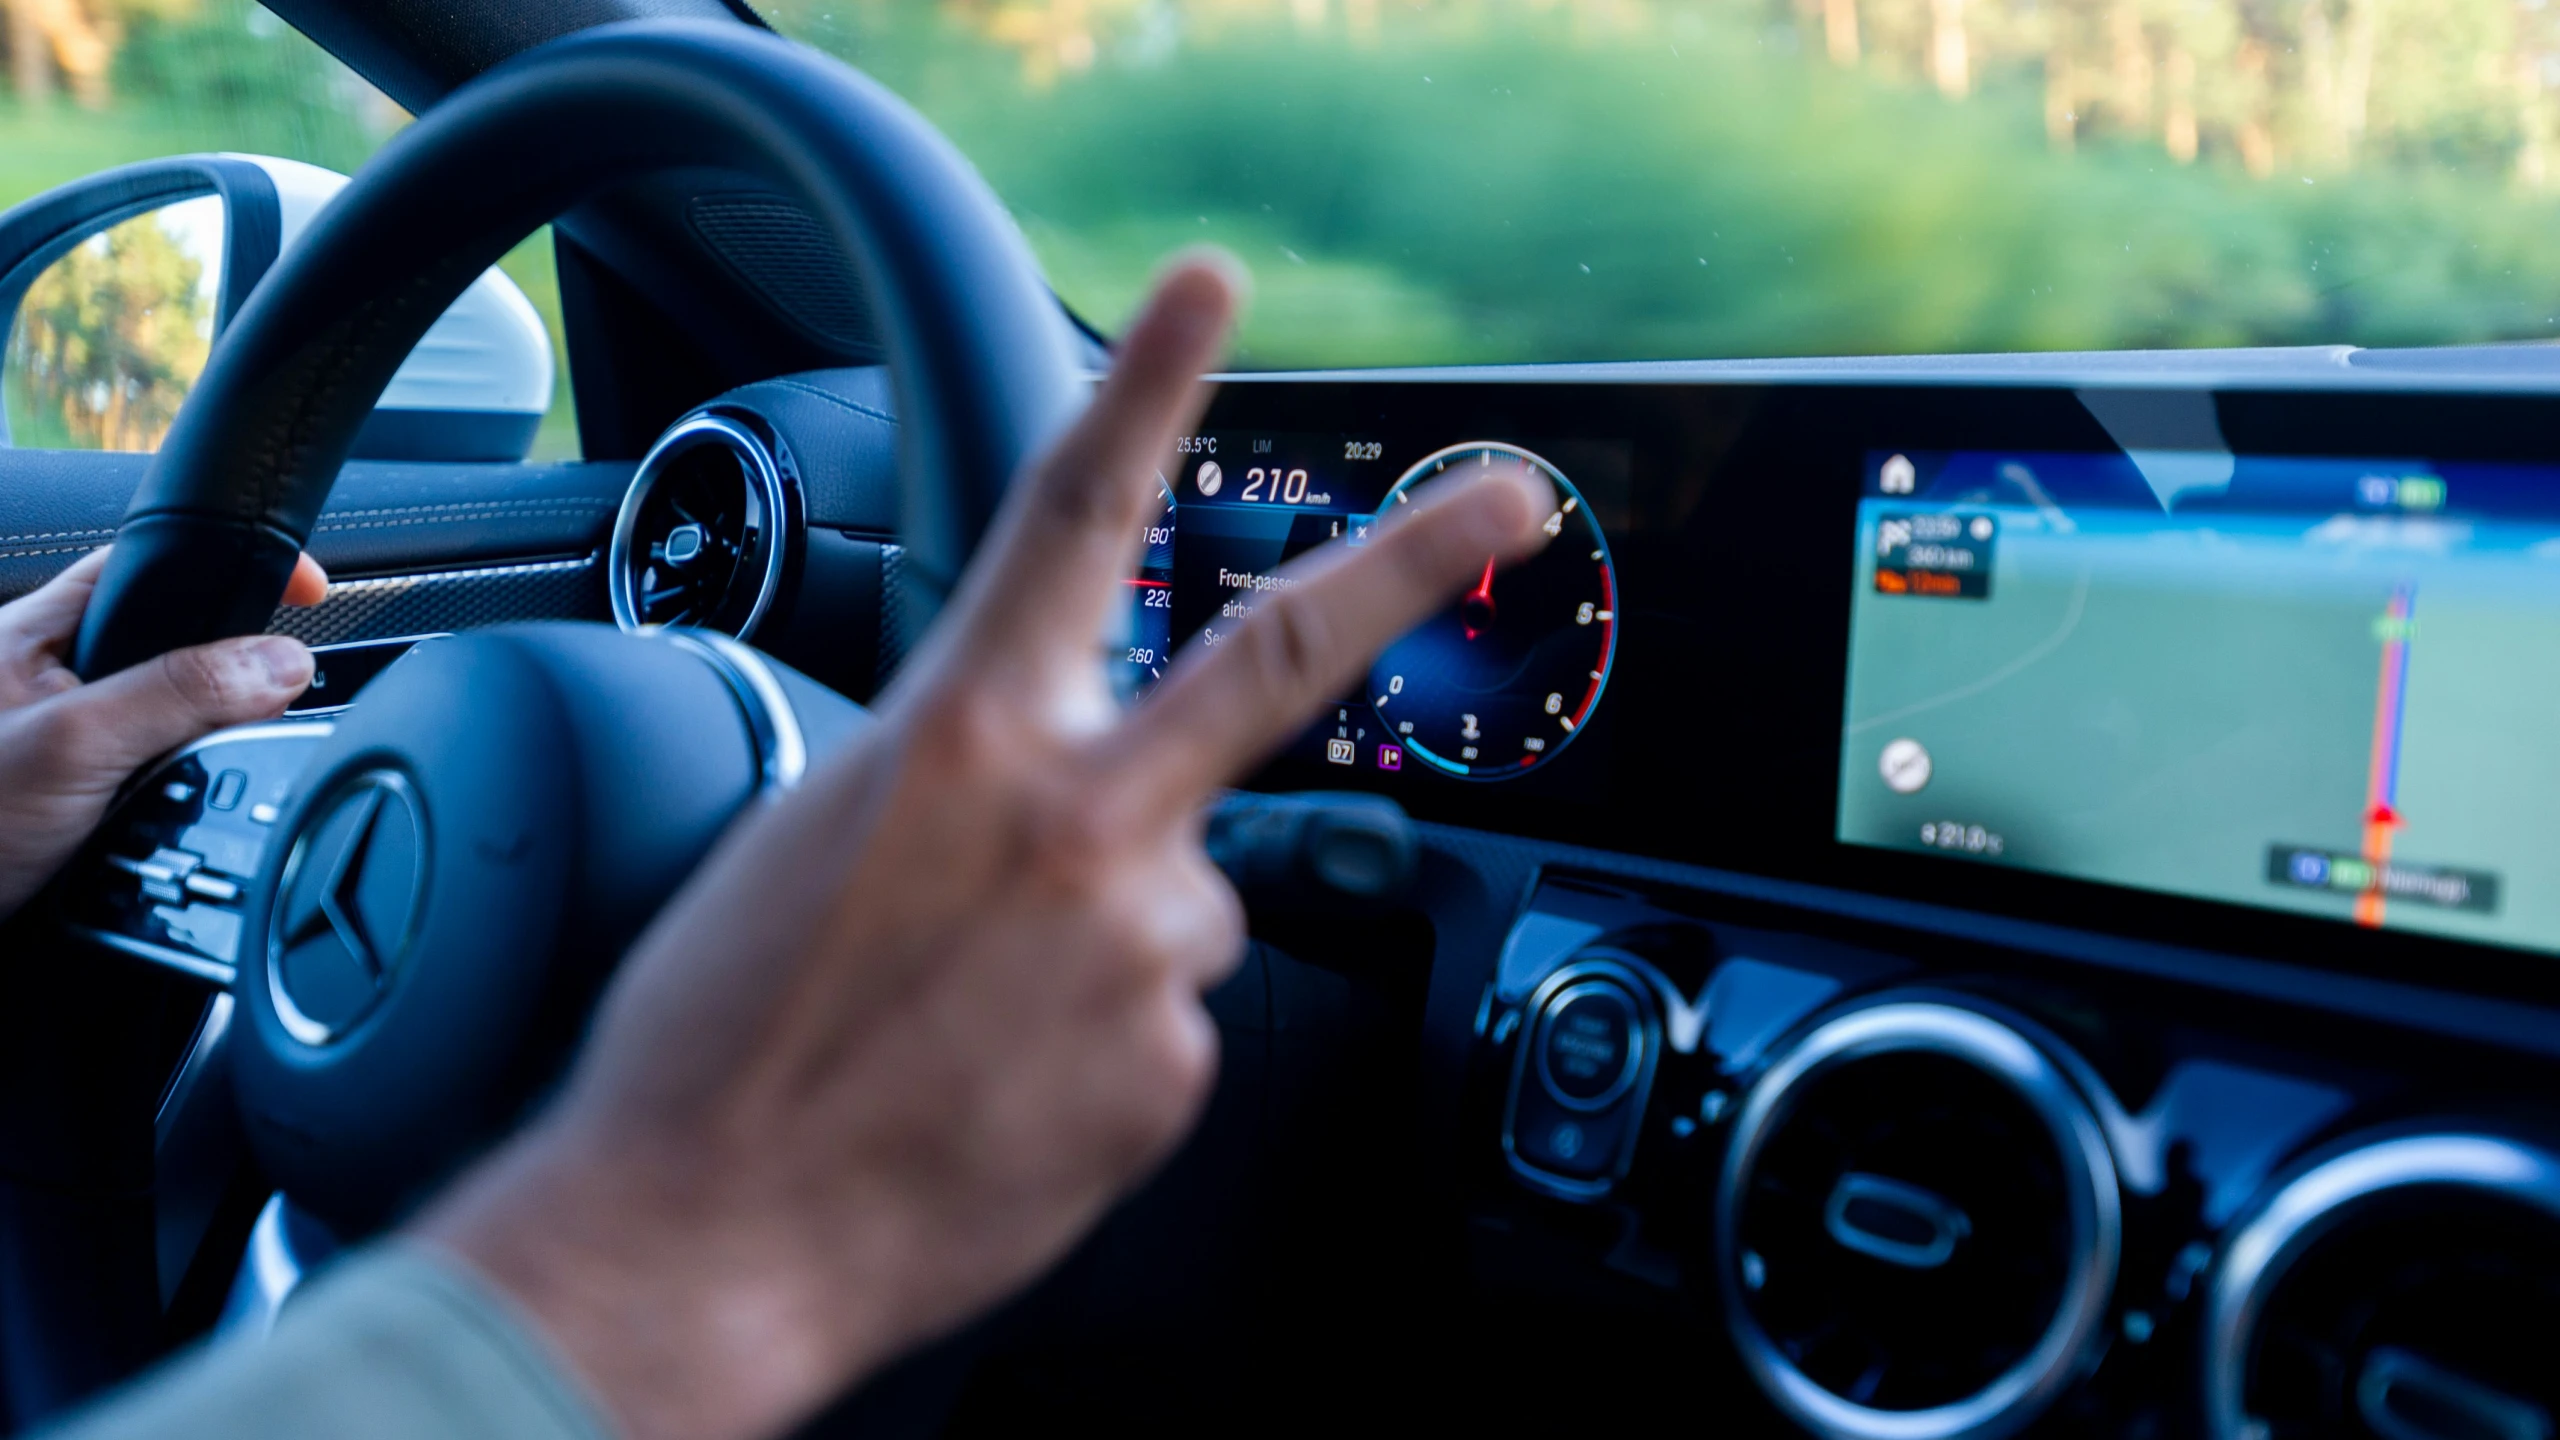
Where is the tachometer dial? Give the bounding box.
[1367,442,1617,779]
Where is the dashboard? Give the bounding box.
[38,361,2560,1440]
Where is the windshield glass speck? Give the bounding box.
[767,0,2560,368]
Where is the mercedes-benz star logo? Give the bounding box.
[267,771,426,1046]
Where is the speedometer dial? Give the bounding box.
[1114,476,1175,698]
[1368,442,1617,779]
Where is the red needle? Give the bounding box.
[1462,555,1497,641]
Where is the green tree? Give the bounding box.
[8,207,211,450]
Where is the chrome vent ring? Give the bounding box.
[608,411,801,639]
[1717,998,2121,1440]
[2204,1132,2560,1440]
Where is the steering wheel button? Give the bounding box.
[149,847,203,875]
[178,824,265,879]
[208,769,247,810]
[183,872,241,903]
[153,902,241,963]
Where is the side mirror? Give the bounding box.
[0,154,554,462]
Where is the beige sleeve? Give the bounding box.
[34,1242,615,1440]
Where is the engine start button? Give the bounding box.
[1537,981,1641,1109]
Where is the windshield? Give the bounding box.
[767,0,2560,369]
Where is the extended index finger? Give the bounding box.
[1120,463,1552,809]
[929,254,1242,684]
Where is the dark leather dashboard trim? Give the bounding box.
[701,365,900,533]
[0,451,632,601]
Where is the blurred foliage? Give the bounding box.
[106,0,394,166]
[14,0,2560,383]
[773,0,2560,366]
[0,0,578,457]
[4,0,188,109]
[7,206,211,450]
[0,0,385,231]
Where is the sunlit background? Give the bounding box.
[774,0,2560,365]
[8,0,2560,430]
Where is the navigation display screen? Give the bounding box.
[1837,448,2560,953]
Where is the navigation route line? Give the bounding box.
[2356,584,2415,928]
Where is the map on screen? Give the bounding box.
[1837,448,2560,953]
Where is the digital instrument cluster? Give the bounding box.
[1120,431,1620,783]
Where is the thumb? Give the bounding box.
[47,635,314,784]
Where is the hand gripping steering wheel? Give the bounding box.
[12,19,1082,1415]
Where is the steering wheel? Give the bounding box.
[11,18,1082,1418]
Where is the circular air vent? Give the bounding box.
[2204,1133,2560,1440]
[1718,999,2120,1440]
[608,411,800,639]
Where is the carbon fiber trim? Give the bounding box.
[878,541,910,689]
[266,555,604,646]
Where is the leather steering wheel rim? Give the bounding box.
[72,17,1085,681]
